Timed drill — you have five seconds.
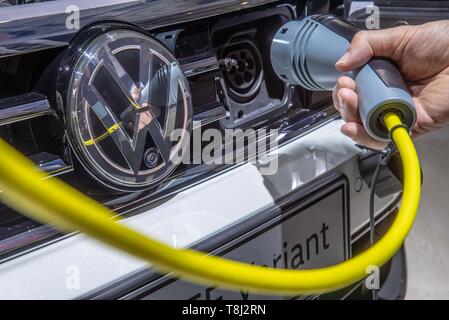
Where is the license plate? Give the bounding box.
[140,179,350,300]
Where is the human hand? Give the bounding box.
[333,20,449,149]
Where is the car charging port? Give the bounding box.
[211,7,294,129]
[219,38,264,104]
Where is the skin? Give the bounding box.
[333,20,449,149]
[130,85,160,118]
[131,87,141,102]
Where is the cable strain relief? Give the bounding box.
[387,123,410,142]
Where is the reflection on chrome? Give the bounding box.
[66,29,192,190]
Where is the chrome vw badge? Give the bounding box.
[65,29,192,190]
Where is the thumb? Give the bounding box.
[335,27,406,72]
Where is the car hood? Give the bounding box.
[0,0,278,57]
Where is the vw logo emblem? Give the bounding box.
[64,28,192,190]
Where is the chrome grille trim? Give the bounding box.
[0,93,54,126]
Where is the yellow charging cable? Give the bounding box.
[0,112,420,295]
